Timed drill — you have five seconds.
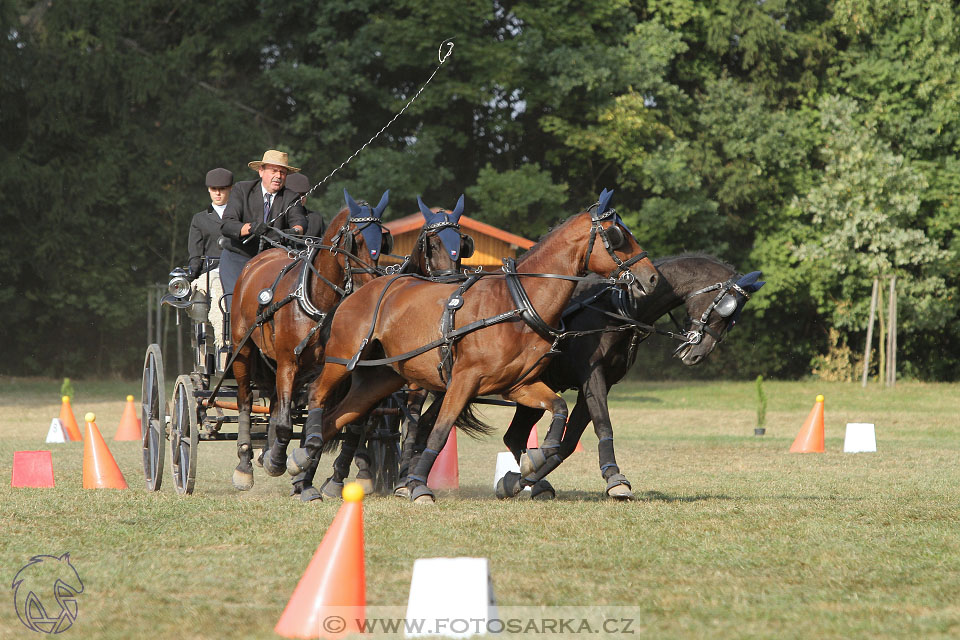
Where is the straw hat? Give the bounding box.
[247,149,300,173]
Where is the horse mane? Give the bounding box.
[654,252,735,273]
[515,213,580,266]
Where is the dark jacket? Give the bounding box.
[305,208,326,238]
[220,179,307,258]
[187,205,224,277]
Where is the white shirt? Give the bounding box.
[212,203,226,218]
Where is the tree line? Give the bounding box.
[2,0,957,380]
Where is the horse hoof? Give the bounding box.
[530,479,556,500]
[355,474,375,496]
[263,447,288,477]
[232,468,254,491]
[605,474,634,500]
[286,448,311,476]
[254,448,266,468]
[519,449,546,476]
[496,471,523,499]
[410,484,435,504]
[320,477,344,499]
[394,485,411,499]
[299,486,323,502]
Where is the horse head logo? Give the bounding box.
[12,553,84,634]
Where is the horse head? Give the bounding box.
[585,188,659,295]
[673,265,765,365]
[335,188,392,289]
[413,194,472,277]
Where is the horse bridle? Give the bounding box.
[581,206,648,285]
[675,277,750,348]
[415,217,468,278]
[327,214,387,294]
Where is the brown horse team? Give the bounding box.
[230,188,757,504]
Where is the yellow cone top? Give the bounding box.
[342,481,365,502]
[85,412,96,423]
[62,396,70,403]
[126,395,134,402]
[816,395,824,403]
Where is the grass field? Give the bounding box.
[1,375,959,639]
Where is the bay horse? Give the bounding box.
[229,189,390,493]
[495,254,766,500]
[286,190,660,503]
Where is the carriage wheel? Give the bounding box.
[141,344,166,491]
[170,375,200,495]
[368,395,402,495]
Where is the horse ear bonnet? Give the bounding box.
[345,188,389,259]
[728,270,765,327]
[419,194,466,261]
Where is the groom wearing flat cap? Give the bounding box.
[220,149,307,309]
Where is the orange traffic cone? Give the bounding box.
[12,451,55,488]
[114,395,141,441]
[526,424,539,450]
[275,482,366,639]
[790,395,825,453]
[427,429,459,490]
[82,413,128,489]
[59,396,82,441]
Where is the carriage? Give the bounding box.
[138,189,763,502]
[139,252,406,496]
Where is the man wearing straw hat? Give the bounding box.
[220,149,307,310]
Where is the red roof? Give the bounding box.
[384,211,535,249]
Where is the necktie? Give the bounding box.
[263,193,271,222]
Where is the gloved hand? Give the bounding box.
[282,228,301,236]
[249,221,269,236]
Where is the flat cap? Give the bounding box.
[205,168,234,188]
[285,173,312,195]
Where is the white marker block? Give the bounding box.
[405,557,498,638]
[45,418,67,443]
[844,423,877,453]
[493,451,530,492]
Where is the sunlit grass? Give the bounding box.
[2,376,959,638]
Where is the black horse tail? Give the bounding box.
[421,391,496,440]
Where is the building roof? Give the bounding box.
[384,211,535,249]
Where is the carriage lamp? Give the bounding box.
[168,268,191,299]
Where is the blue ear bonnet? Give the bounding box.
[729,271,765,327]
[345,188,389,259]
[418,194,465,260]
[593,188,634,238]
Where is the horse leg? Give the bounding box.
[404,378,481,505]
[231,342,255,491]
[287,366,404,480]
[262,362,296,478]
[316,423,365,499]
[580,367,633,500]
[396,391,438,499]
[498,382,569,498]
[352,430,375,495]
[503,405,546,463]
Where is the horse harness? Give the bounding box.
[328,211,649,385]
